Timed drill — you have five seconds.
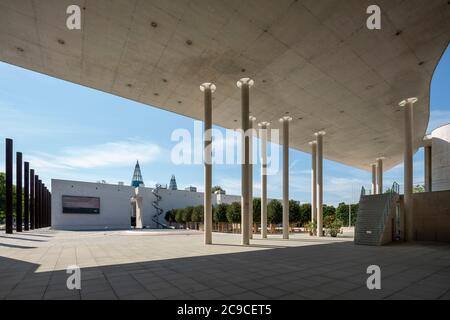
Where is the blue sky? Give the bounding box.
[1,46,449,206]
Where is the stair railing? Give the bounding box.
[378,182,400,241]
[152,184,169,229]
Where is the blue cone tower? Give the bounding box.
[131,160,144,187]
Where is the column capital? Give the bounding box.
[258,121,270,128]
[279,116,293,122]
[423,135,432,147]
[376,156,386,161]
[237,78,254,88]
[249,116,257,122]
[200,83,216,92]
[308,141,317,146]
[314,131,326,137]
[399,97,418,107]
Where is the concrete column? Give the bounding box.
[280,116,292,240]
[424,136,432,193]
[200,83,216,245]
[237,78,254,246]
[309,141,317,225]
[132,188,144,229]
[371,164,377,195]
[399,97,417,241]
[249,116,256,239]
[315,131,326,237]
[376,158,384,194]
[259,122,270,239]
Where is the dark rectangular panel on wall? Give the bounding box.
[62,196,100,214]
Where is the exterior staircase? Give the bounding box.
[151,184,171,229]
[355,183,400,246]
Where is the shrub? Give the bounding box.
[226,202,241,223]
[191,205,204,223]
[252,198,261,223]
[267,199,282,224]
[214,203,229,223]
[175,209,184,224]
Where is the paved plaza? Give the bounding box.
[1,229,449,300]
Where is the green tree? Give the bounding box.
[165,209,176,223]
[226,202,241,223]
[183,206,194,223]
[267,199,282,224]
[214,203,229,223]
[0,172,21,220]
[323,205,336,219]
[252,198,261,223]
[0,172,5,219]
[288,200,301,224]
[175,209,184,224]
[191,205,204,223]
[299,203,312,226]
[336,202,349,226]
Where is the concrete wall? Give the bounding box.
[432,124,450,191]
[51,179,243,230]
[51,180,134,230]
[413,190,450,243]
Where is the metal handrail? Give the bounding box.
[378,182,400,241]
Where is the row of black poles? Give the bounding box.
[4,138,52,234]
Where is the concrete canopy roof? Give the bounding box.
[1,0,449,171]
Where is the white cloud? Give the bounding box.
[27,139,162,171]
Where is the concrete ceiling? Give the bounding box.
[1,0,449,171]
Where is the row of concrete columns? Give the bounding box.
[200,83,420,244]
[4,138,51,234]
[201,79,304,245]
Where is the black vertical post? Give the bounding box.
[47,190,50,227]
[43,187,47,227]
[44,185,47,228]
[35,176,40,229]
[39,180,43,228]
[48,191,51,227]
[24,162,30,231]
[16,152,23,232]
[30,169,35,230]
[5,139,13,234]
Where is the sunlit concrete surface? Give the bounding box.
[1,0,450,171]
[1,229,449,300]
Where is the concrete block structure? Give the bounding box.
[51,179,240,230]
[431,124,450,192]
